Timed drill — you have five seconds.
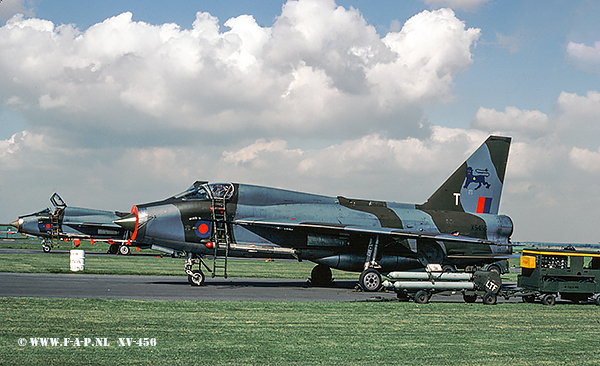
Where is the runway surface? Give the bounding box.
[0,247,522,303]
[0,272,400,302]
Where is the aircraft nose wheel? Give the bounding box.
[188,270,205,286]
[359,269,382,292]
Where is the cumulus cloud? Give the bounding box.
[569,147,600,174]
[567,41,600,75]
[0,2,480,147]
[3,1,600,243]
[472,106,550,138]
[0,0,34,22]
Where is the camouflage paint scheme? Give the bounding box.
[10,193,129,253]
[115,136,513,287]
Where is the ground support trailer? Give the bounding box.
[382,265,503,305]
[516,248,600,306]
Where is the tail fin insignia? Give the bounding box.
[418,136,511,215]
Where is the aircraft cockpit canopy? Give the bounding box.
[175,185,210,201]
[174,182,234,200]
[50,193,66,208]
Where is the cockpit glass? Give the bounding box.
[209,183,234,198]
[175,186,210,200]
[50,193,66,208]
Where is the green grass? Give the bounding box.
[1,297,599,365]
[0,252,359,279]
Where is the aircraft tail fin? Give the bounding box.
[418,136,511,214]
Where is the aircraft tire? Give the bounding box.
[42,245,51,253]
[109,244,119,255]
[359,269,382,292]
[483,292,497,305]
[188,270,205,286]
[310,264,332,287]
[119,245,130,256]
[414,290,430,304]
[595,296,600,306]
[542,294,556,306]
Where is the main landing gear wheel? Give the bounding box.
[414,290,430,304]
[118,245,130,256]
[359,269,382,292]
[108,244,119,254]
[310,264,332,287]
[188,270,205,286]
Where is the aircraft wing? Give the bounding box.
[233,219,504,246]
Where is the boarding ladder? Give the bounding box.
[50,209,63,243]
[210,190,232,278]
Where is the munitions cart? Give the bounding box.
[382,264,503,305]
[516,248,600,305]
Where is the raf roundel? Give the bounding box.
[194,220,212,239]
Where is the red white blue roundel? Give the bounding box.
[194,220,212,239]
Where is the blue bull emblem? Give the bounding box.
[463,167,491,190]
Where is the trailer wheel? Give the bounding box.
[596,297,600,306]
[483,292,497,305]
[542,294,556,306]
[414,290,430,304]
[522,295,536,303]
[359,269,382,292]
[463,294,477,303]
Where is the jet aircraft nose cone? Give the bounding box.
[113,213,138,232]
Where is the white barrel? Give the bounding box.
[389,280,475,291]
[70,250,85,271]
[386,271,472,281]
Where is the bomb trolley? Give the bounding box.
[382,264,503,305]
[516,248,600,306]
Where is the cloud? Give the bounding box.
[567,41,600,75]
[423,0,491,11]
[495,32,521,53]
[3,1,600,243]
[569,147,600,174]
[0,0,34,22]
[0,2,480,148]
[472,106,550,138]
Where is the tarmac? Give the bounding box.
[0,247,524,303]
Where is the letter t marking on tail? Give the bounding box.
[453,193,461,206]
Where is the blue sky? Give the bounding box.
[1,0,600,243]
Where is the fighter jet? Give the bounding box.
[10,193,134,254]
[114,136,513,291]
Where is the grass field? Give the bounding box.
[0,251,360,280]
[2,297,599,365]
[1,241,591,365]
